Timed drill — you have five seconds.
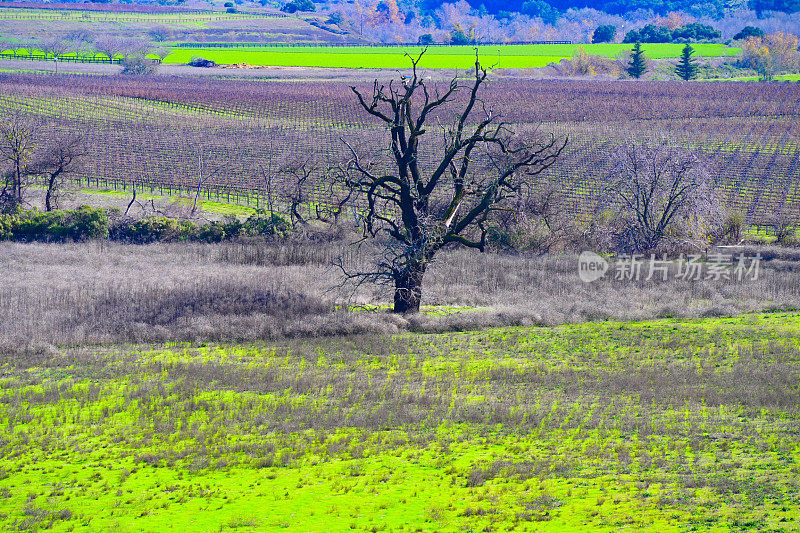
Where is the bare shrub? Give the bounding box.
[765,211,798,246]
[120,56,157,76]
[487,183,570,253]
[708,209,745,245]
[598,141,718,253]
[551,45,621,77]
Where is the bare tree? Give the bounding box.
[10,39,33,58]
[94,37,127,63]
[765,211,797,245]
[67,33,97,61]
[279,156,317,226]
[338,51,566,313]
[488,181,570,253]
[124,184,137,217]
[30,133,86,211]
[39,38,70,60]
[599,141,716,253]
[740,31,800,81]
[119,40,158,75]
[148,25,173,43]
[188,152,226,216]
[0,113,37,212]
[118,38,151,59]
[150,46,171,63]
[258,164,276,214]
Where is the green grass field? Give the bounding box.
[163,43,740,69]
[1,312,798,531]
[0,43,740,70]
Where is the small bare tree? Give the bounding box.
[151,46,171,64]
[148,25,173,43]
[30,133,86,211]
[0,113,37,212]
[599,141,716,253]
[338,51,566,313]
[11,40,33,58]
[94,37,126,63]
[190,152,222,216]
[279,156,317,226]
[40,38,70,60]
[765,211,797,245]
[488,182,570,253]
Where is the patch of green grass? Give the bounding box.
[77,188,257,216]
[163,43,740,69]
[0,312,798,530]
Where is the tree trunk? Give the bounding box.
[45,184,53,212]
[393,266,425,314]
[14,162,22,205]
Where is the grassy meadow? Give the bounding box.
[0,312,798,531]
[1,238,799,531]
[162,43,740,69]
[0,41,739,69]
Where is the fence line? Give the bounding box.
[0,53,161,64]
[74,176,265,211]
[0,12,285,21]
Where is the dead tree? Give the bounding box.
[31,133,86,211]
[338,51,566,313]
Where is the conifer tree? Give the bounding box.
[627,42,647,79]
[675,43,698,80]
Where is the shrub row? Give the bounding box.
[0,206,109,242]
[0,207,291,243]
[109,211,290,243]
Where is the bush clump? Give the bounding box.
[120,56,157,75]
[623,23,721,43]
[189,56,217,68]
[281,0,315,13]
[109,211,290,243]
[0,206,109,242]
[0,208,290,244]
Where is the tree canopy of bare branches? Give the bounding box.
[0,113,37,212]
[339,50,566,313]
[30,133,86,211]
[599,141,717,253]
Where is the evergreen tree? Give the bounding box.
[675,43,698,80]
[627,42,647,79]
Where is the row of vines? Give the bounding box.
[0,73,798,223]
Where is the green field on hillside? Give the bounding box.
[164,43,740,69]
[0,312,798,531]
[0,39,742,70]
